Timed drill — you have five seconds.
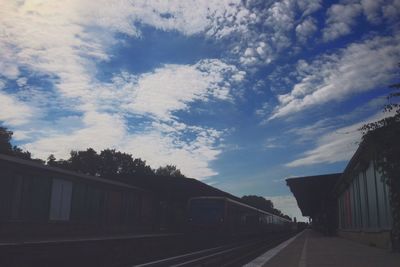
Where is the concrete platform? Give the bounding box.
[245,229,400,267]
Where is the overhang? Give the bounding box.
[286,173,341,217]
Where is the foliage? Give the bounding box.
[47,148,184,179]
[0,126,43,163]
[360,77,400,250]
[0,126,13,154]
[1,125,187,179]
[156,165,186,178]
[241,195,291,220]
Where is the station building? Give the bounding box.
[287,138,395,249]
[333,140,392,248]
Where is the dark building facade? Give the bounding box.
[333,141,393,248]
[286,173,340,235]
[286,138,395,249]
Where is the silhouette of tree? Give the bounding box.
[132,158,155,176]
[0,126,13,155]
[69,148,100,176]
[0,126,41,162]
[241,195,290,220]
[241,195,274,212]
[1,126,184,179]
[47,154,57,166]
[360,71,400,251]
[98,149,154,178]
[47,148,157,178]
[155,165,186,178]
[12,146,33,160]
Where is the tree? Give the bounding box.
[241,195,291,220]
[12,146,32,160]
[0,126,14,155]
[68,148,101,176]
[155,165,186,178]
[0,126,185,179]
[47,154,57,166]
[360,71,400,251]
[241,195,274,213]
[98,149,154,178]
[0,126,37,161]
[132,158,155,176]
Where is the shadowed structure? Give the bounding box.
[286,173,341,234]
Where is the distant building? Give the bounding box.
[286,137,395,249]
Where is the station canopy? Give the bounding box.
[286,173,341,217]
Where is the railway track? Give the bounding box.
[132,232,294,267]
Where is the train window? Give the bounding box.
[122,192,136,225]
[49,178,73,221]
[189,199,224,224]
[20,175,52,221]
[106,191,123,225]
[70,182,88,222]
[87,187,105,223]
[0,171,15,220]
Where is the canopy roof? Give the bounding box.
[286,173,341,217]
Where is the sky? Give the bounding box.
[1,0,399,221]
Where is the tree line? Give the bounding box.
[0,127,185,178]
[241,195,292,221]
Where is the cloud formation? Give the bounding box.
[322,0,400,41]
[285,109,395,167]
[296,17,318,43]
[0,1,249,179]
[323,3,362,41]
[269,34,400,120]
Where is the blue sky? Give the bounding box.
[1,0,399,221]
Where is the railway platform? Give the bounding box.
[245,229,400,267]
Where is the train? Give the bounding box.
[187,196,295,238]
[0,153,156,240]
[0,153,295,242]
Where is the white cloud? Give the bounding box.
[0,92,35,126]
[286,124,361,167]
[123,124,223,178]
[23,111,127,159]
[360,0,400,24]
[323,3,362,42]
[266,195,309,221]
[116,60,243,121]
[239,0,297,66]
[297,0,322,17]
[322,0,400,41]
[12,56,240,179]
[361,0,386,23]
[288,119,335,144]
[23,112,224,178]
[269,34,400,120]
[296,17,318,43]
[285,109,394,167]
[264,137,282,149]
[1,1,253,179]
